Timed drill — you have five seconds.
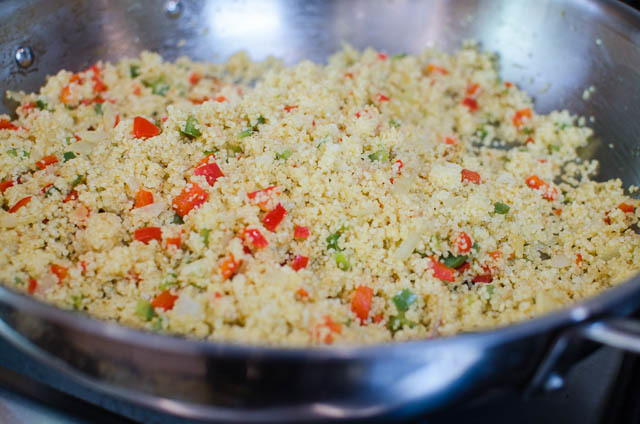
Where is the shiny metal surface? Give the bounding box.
[1,0,640,422]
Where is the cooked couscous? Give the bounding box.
[1,44,639,346]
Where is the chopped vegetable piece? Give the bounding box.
[6,148,17,157]
[36,154,58,170]
[618,202,635,213]
[466,83,480,96]
[392,52,408,59]
[284,105,298,112]
[64,190,78,203]
[296,288,309,299]
[8,196,31,213]
[43,184,61,197]
[334,251,351,271]
[443,255,468,269]
[0,179,16,194]
[94,102,103,115]
[28,278,37,294]
[461,169,481,184]
[130,64,140,78]
[0,119,18,130]
[194,162,223,186]
[172,213,184,224]
[390,118,401,128]
[351,285,373,323]
[291,255,309,271]
[526,175,557,201]
[220,253,240,280]
[63,151,76,162]
[171,183,208,217]
[429,256,456,282]
[247,186,279,211]
[188,72,201,85]
[159,274,178,290]
[494,202,510,214]
[455,232,472,254]
[368,149,389,162]
[326,226,347,251]
[133,116,161,139]
[393,289,417,313]
[200,228,211,247]
[181,116,201,138]
[238,128,253,138]
[151,290,178,311]
[513,107,532,127]
[50,264,68,282]
[134,189,154,208]
[165,236,181,249]
[294,225,309,240]
[462,97,478,112]
[473,273,493,283]
[150,79,170,96]
[263,203,287,232]
[136,299,155,321]
[427,64,448,75]
[71,175,86,187]
[275,150,292,161]
[243,228,269,249]
[133,227,162,244]
[35,99,48,110]
[376,93,390,102]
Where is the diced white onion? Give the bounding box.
[394,231,421,260]
[550,255,571,268]
[173,294,202,318]
[131,201,166,218]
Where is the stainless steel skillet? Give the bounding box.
[1,0,640,422]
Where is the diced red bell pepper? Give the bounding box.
[351,285,373,323]
[444,136,457,145]
[263,203,287,232]
[296,288,309,299]
[151,290,179,310]
[526,175,557,201]
[376,93,390,102]
[0,119,18,130]
[220,253,241,280]
[134,189,154,208]
[189,72,201,85]
[133,227,162,244]
[284,105,298,112]
[0,179,16,194]
[28,278,37,294]
[618,202,635,213]
[429,256,456,282]
[247,185,279,211]
[377,52,388,61]
[455,232,472,254]
[426,64,448,75]
[526,175,544,189]
[293,225,309,240]
[194,162,224,186]
[472,273,493,283]
[462,97,478,112]
[466,83,480,96]
[133,116,160,139]
[36,155,59,170]
[8,196,31,213]
[165,236,181,249]
[215,96,227,102]
[242,228,269,249]
[461,169,481,185]
[171,183,208,217]
[513,108,532,128]
[291,255,309,271]
[50,264,68,283]
[64,190,78,203]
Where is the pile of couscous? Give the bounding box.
[1,44,639,346]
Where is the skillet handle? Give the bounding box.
[526,317,640,395]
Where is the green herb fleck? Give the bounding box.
[548,144,561,154]
[486,284,495,297]
[136,299,155,322]
[478,127,488,140]
[35,99,49,111]
[63,151,76,162]
[443,255,468,268]
[494,202,510,214]
[389,118,400,128]
[44,185,61,197]
[392,52,408,59]
[326,225,348,251]
[334,251,351,271]
[368,149,389,162]
[146,78,170,96]
[523,127,533,135]
[14,277,24,286]
[71,295,84,310]
[7,148,17,157]
[71,175,86,187]
[392,289,417,313]
[94,103,103,115]
[203,149,218,155]
[200,228,211,247]
[275,149,292,161]
[172,213,184,224]
[225,143,244,155]
[130,64,141,78]
[255,115,266,126]
[472,241,480,251]
[238,128,253,138]
[181,116,201,138]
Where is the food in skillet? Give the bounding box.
[1,44,639,346]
